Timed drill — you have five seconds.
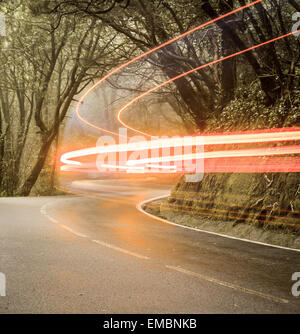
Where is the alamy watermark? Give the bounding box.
[291,272,300,297]
[0,13,5,37]
[94,127,204,182]
[292,12,300,37]
[0,272,5,297]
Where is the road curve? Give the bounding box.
[0,179,299,313]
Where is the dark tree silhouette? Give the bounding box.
[43,0,130,15]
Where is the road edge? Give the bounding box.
[137,195,300,253]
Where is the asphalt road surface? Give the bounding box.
[0,179,299,313]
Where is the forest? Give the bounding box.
[0,0,299,229]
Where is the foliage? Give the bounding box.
[0,0,299,197]
[0,0,127,195]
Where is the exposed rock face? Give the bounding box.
[163,173,300,230]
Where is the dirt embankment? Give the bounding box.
[143,172,300,249]
[143,87,300,249]
[143,174,300,249]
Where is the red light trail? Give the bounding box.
[116,30,300,137]
[74,0,264,137]
[61,127,300,166]
[60,0,300,174]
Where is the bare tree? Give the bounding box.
[0,1,126,195]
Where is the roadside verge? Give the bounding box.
[138,196,300,252]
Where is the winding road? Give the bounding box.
[0,179,299,313]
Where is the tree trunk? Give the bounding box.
[17,133,55,196]
[201,0,279,105]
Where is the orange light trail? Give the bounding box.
[60,0,300,174]
[60,156,300,174]
[117,29,300,137]
[61,127,300,167]
[126,145,300,166]
[75,0,264,137]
